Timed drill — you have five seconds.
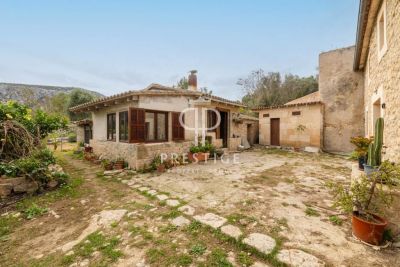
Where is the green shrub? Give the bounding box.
[24,204,48,219]
[68,133,77,143]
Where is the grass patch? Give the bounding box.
[328,215,343,225]
[23,204,48,219]
[0,215,19,241]
[237,251,254,266]
[205,248,232,267]
[189,243,207,256]
[61,232,123,265]
[305,207,320,217]
[162,209,182,219]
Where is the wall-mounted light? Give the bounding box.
[382,103,386,109]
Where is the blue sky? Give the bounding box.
[0,0,359,100]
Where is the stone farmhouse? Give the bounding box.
[254,0,399,159]
[71,71,259,169]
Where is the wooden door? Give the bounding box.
[270,118,280,146]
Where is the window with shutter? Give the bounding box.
[172,112,185,141]
[129,108,145,143]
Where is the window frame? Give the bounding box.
[377,0,387,61]
[119,111,129,142]
[107,113,116,141]
[144,109,169,143]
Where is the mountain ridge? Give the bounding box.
[0,82,104,104]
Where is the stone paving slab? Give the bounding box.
[243,233,276,255]
[277,249,325,267]
[156,194,169,201]
[171,216,191,227]
[194,213,227,229]
[131,184,142,188]
[147,190,157,196]
[178,205,195,216]
[166,199,180,207]
[138,187,150,192]
[221,224,243,240]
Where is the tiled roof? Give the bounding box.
[69,83,244,112]
[284,91,321,105]
[252,91,322,111]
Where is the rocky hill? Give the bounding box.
[0,82,103,104]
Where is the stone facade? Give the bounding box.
[258,104,323,148]
[90,139,191,169]
[319,46,365,153]
[362,0,400,162]
[88,93,257,167]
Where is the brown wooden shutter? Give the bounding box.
[172,112,185,141]
[129,108,145,143]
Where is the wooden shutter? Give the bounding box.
[129,108,145,143]
[172,112,185,141]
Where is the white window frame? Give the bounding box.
[377,0,387,61]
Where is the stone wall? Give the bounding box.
[76,125,85,144]
[258,104,323,148]
[90,139,191,169]
[363,0,400,162]
[319,46,365,152]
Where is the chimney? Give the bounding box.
[188,70,197,91]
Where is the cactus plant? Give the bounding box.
[367,118,384,167]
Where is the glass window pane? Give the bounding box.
[119,111,128,141]
[145,112,155,140]
[157,113,166,140]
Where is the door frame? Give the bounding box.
[270,118,280,146]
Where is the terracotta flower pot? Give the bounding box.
[104,163,113,171]
[157,164,166,173]
[114,160,125,170]
[189,152,209,162]
[352,212,388,245]
[84,146,93,153]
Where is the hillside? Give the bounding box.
[0,82,103,104]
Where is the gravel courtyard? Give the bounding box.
[1,147,399,267]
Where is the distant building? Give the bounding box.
[254,0,399,158]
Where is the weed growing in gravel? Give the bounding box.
[305,207,320,217]
[23,204,48,219]
[328,215,343,225]
[190,243,207,256]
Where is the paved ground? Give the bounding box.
[0,147,399,266]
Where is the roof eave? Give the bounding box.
[354,0,370,71]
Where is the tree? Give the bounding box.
[67,89,95,121]
[238,69,318,108]
[44,92,70,115]
[174,77,189,89]
[0,101,67,161]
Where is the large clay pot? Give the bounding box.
[114,160,125,170]
[188,152,209,162]
[352,211,387,245]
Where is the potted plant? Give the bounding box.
[364,118,384,177]
[84,146,93,153]
[101,159,113,171]
[350,136,372,170]
[114,158,125,170]
[189,141,215,162]
[328,161,400,245]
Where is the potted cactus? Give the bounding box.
[364,118,384,177]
